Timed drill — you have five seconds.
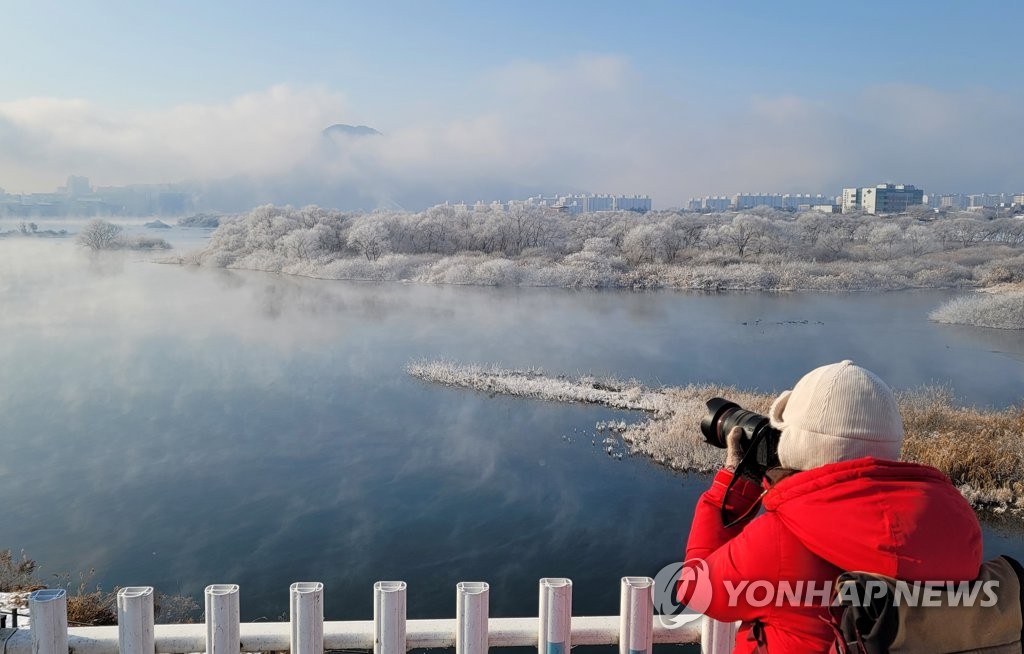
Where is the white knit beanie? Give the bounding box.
[768,360,904,470]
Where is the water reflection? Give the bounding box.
[0,239,1021,621]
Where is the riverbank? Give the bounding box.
[408,361,1024,517]
[165,249,995,292]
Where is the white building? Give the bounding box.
[968,193,1010,208]
[535,194,651,214]
[445,194,652,215]
[64,175,91,198]
[861,184,924,215]
[732,193,785,210]
[702,196,731,212]
[782,194,836,210]
[612,195,652,212]
[939,194,967,210]
[841,188,863,213]
[843,184,924,214]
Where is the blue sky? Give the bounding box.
[2,1,1022,205]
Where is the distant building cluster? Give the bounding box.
[688,193,838,213]
[0,176,193,217]
[443,194,653,215]
[687,183,1022,217]
[927,192,1022,211]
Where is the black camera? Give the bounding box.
[700,397,781,479]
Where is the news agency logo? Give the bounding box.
[653,559,712,629]
[653,559,1000,628]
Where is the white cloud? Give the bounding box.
[1,56,1022,207]
[0,85,348,187]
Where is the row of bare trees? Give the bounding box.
[202,204,1024,267]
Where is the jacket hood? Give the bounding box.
[763,457,982,581]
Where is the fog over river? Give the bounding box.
[1,233,1022,621]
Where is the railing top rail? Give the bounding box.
[8,578,737,654]
[4,615,706,654]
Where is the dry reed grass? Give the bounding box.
[1,552,198,626]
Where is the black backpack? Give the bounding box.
[831,556,1024,654]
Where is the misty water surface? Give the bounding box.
[1,234,1022,622]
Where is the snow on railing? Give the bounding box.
[0,579,739,654]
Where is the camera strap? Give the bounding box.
[720,449,768,528]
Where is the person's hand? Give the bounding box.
[724,426,745,470]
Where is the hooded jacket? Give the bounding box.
[676,457,983,653]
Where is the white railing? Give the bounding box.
[0,578,739,654]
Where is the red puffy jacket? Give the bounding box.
[677,457,983,653]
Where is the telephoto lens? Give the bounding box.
[700,397,782,476]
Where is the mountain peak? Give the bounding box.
[323,124,382,137]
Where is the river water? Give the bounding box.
[1,230,1022,623]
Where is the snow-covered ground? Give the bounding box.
[0,592,30,629]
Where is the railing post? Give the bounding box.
[205,584,240,654]
[29,589,68,654]
[701,618,739,654]
[117,587,155,654]
[374,581,407,654]
[538,578,572,654]
[619,577,652,654]
[456,582,489,654]
[290,582,324,654]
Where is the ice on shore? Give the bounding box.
[406,360,671,412]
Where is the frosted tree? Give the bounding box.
[622,224,662,264]
[77,219,123,250]
[718,214,767,257]
[280,229,323,260]
[994,218,1024,246]
[347,219,391,261]
[904,224,937,257]
[867,223,903,260]
[660,214,705,262]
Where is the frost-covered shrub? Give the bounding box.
[202,249,238,268]
[977,255,1024,285]
[124,235,172,250]
[930,293,1024,329]
[622,264,663,289]
[912,263,972,288]
[559,248,626,288]
[230,250,288,272]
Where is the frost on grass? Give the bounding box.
[929,292,1024,330]
[406,360,671,412]
[408,360,1024,517]
[407,360,742,473]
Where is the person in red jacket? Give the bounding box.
[676,360,983,653]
